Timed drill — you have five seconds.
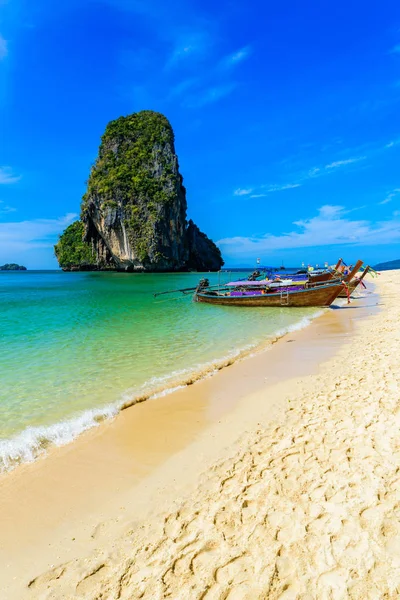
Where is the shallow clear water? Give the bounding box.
[0,270,322,470]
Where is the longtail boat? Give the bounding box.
[224,260,363,293]
[194,280,345,307]
[258,259,342,284]
[338,266,370,297]
[153,260,365,308]
[308,258,343,283]
[252,258,359,288]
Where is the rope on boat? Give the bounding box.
[365,267,380,277]
[341,281,351,304]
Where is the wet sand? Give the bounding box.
[0,274,389,598]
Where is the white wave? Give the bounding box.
[248,309,325,357]
[274,310,325,339]
[0,404,118,473]
[118,344,255,408]
[150,385,186,400]
[0,308,325,474]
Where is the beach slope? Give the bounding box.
[8,271,400,599]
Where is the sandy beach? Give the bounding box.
[2,271,399,599]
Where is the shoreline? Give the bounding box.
[0,282,381,597]
[0,304,328,474]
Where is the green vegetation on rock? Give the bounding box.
[82,111,181,263]
[55,110,224,272]
[0,263,27,271]
[54,221,96,269]
[84,111,177,203]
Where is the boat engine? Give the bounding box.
[197,278,210,291]
[247,270,261,281]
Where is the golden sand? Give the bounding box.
[3,271,399,599]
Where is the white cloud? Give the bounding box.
[234,183,301,198]
[217,205,400,257]
[234,155,365,201]
[265,183,301,192]
[324,156,366,169]
[166,31,211,68]
[0,34,7,60]
[168,77,199,98]
[379,188,400,205]
[308,167,320,177]
[385,139,400,149]
[313,204,344,218]
[165,35,251,105]
[234,188,253,196]
[222,46,252,68]
[0,167,21,184]
[0,213,77,256]
[390,44,400,53]
[290,155,366,185]
[0,201,16,215]
[186,83,237,107]
[173,45,196,60]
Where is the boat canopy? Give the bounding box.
[226,279,300,287]
[226,280,270,287]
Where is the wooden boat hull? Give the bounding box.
[338,280,359,297]
[195,283,344,307]
[338,266,370,297]
[308,271,334,283]
[307,258,343,282]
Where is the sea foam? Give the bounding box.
[0,307,326,474]
[0,404,118,473]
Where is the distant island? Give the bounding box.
[55,110,223,272]
[0,263,27,271]
[373,259,400,271]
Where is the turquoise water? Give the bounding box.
[0,271,322,471]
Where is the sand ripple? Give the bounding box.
[27,274,400,599]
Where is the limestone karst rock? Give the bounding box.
[55,111,223,272]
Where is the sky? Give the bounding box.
[1,0,400,269]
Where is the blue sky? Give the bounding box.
[1,0,400,268]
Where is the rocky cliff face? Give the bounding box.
[55,111,223,272]
[186,220,223,271]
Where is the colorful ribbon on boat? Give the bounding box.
[341,281,351,304]
[364,267,380,277]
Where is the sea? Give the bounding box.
[0,270,325,472]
